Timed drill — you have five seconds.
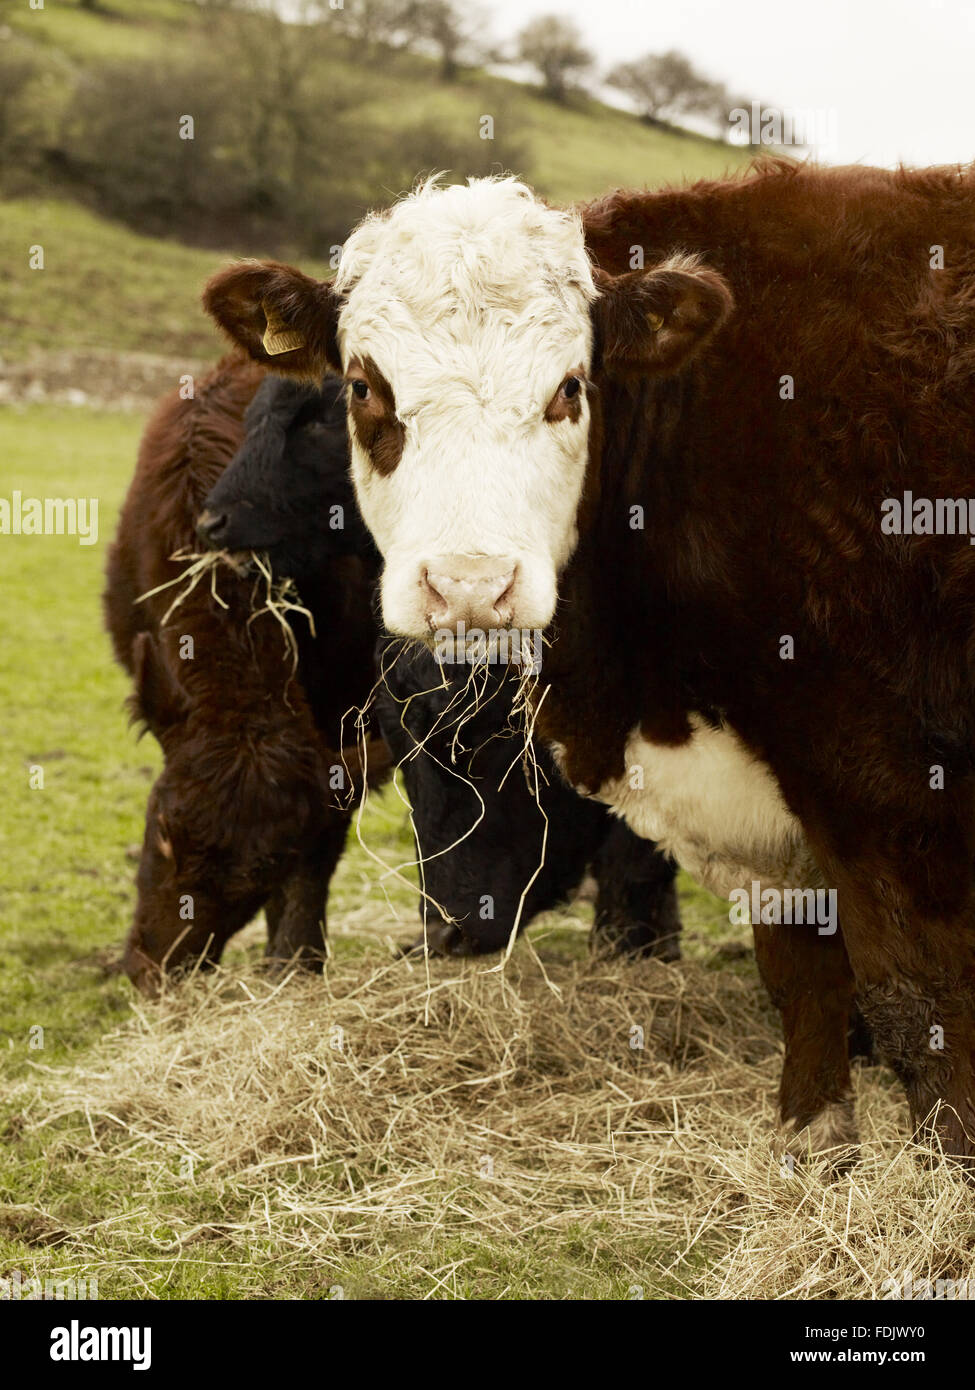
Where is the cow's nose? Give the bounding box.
[196,509,229,546]
[423,556,517,628]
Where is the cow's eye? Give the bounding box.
[351,379,369,401]
[544,369,586,423]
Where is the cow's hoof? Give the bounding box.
[781,1097,860,1175]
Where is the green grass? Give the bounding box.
[0,1211,702,1301]
[0,405,148,1071]
[8,0,196,64]
[1,199,233,361]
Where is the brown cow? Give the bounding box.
[201,160,975,1165]
[104,354,380,993]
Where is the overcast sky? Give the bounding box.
[489,0,975,168]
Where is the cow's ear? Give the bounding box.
[203,260,342,380]
[591,261,733,378]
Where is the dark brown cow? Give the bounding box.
[104,354,380,993]
[200,161,975,1165]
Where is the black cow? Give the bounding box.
[374,635,681,958]
[198,374,375,573]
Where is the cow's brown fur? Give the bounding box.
[534,160,975,1158]
[198,160,975,1163]
[104,353,379,994]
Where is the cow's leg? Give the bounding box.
[591,821,682,960]
[263,869,327,969]
[822,863,975,1163]
[752,917,860,1162]
[264,817,350,971]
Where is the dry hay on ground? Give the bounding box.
[12,945,975,1299]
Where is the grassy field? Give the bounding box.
[2,199,243,363]
[9,0,193,63]
[2,404,973,1300]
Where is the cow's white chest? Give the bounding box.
[563,716,819,899]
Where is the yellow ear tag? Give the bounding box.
[647,312,665,332]
[261,301,306,356]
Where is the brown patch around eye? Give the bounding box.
[346,355,405,476]
[544,367,587,424]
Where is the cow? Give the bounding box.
[373,635,681,959]
[104,355,380,994]
[202,161,975,1164]
[207,373,682,960]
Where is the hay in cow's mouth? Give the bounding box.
[343,643,558,987]
[245,551,315,674]
[135,548,315,672]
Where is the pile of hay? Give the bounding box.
[12,939,975,1299]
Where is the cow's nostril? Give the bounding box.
[196,509,229,545]
[493,569,517,617]
[420,569,452,625]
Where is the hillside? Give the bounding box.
[8,0,750,201]
[4,0,752,363]
[1,199,268,363]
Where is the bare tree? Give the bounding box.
[516,14,593,103]
[326,0,418,54]
[204,7,364,191]
[410,0,489,81]
[607,50,720,126]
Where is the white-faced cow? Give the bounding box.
[204,161,975,1167]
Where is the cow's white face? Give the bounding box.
[333,179,596,639]
[203,177,734,646]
